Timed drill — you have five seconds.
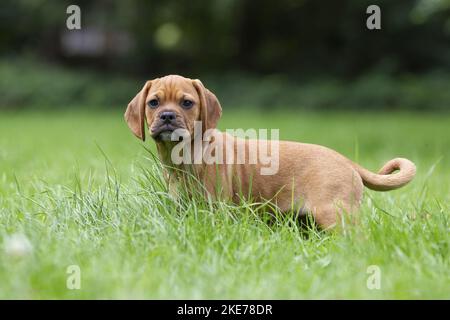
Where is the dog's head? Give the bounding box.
[124,75,222,142]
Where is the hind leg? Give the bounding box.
[312,202,361,230]
[310,186,364,230]
[313,170,364,230]
[312,205,340,230]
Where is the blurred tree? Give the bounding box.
[1,0,449,77]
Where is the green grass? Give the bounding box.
[0,109,449,299]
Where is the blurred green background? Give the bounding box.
[1,0,449,111]
[1,1,450,299]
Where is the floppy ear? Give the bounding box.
[192,79,222,132]
[124,81,152,141]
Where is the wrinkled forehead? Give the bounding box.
[148,76,198,100]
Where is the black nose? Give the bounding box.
[160,111,176,123]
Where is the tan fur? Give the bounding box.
[125,75,416,229]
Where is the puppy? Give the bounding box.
[125,75,416,229]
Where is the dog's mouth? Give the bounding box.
[151,124,181,141]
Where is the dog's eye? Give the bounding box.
[181,99,194,109]
[147,99,159,108]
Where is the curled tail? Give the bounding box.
[353,158,416,191]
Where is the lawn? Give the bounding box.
[0,109,449,299]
